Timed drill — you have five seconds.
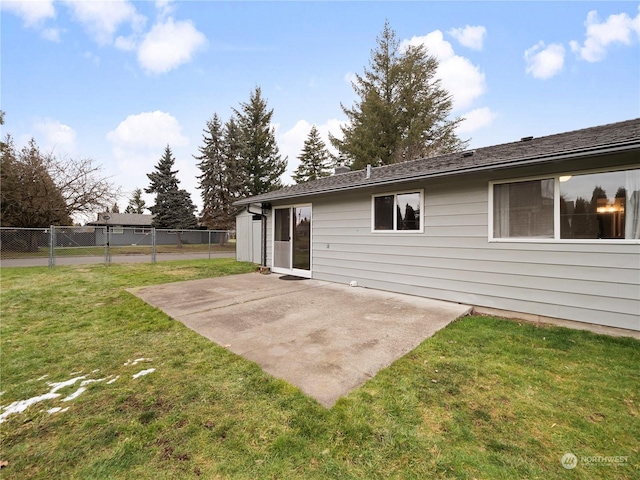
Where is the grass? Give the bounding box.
[1,260,638,479]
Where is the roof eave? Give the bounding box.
[234,140,640,206]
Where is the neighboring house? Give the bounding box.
[87,212,217,246]
[87,212,155,246]
[88,212,155,228]
[236,119,640,332]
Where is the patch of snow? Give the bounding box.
[80,378,105,386]
[124,358,152,366]
[0,392,4,396]
[69,371,83,376]
[0,392,61,423]
[47,406,69,415]
[36,374,49,381]
[48,376,86,394]
[92,369,100,373]
[106,376,119,385]
[132,368,155,379]
[62,387,86,402]
[0,375,89,423]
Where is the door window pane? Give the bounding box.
[273,208,290,269]
[293,206,311,270]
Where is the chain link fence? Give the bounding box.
[0,226,235,267]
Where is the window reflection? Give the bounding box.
[560,170,638,239]
[397,193,420,230]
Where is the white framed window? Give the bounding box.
[134,227,151,234]
[372,190,424,233]
[489,166,640,242]
[111,226,124,234]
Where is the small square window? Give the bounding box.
[372,191,423,232]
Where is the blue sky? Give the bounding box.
[2,1,639,218]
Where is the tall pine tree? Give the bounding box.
[233,87,287,195]
[124,188,147,214]
[195,114,230,229]
[332,21,467,170]
[222,117,248,200]
[145,145,197,243]
[293,125,333,183]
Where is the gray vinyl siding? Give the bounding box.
[308,174,640,331]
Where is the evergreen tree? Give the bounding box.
[124,188,147,214]
[332,21,467,170]
[111,202,120,213]
[195,113,232,229]
[233,87,287,195]
[223,117,248,199]
[1,137,72,231]
[145,145,197,243]
[292,125,333,183]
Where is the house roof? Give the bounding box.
[87,212,154,226]
[235,118,640,206]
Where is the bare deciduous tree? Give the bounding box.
[45,155,120,223]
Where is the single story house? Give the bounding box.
[87,213,217,246]
[235,119,640,332]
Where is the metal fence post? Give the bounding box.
[151,228,157,263]
[208,230,211,260]
[49,225,55,268]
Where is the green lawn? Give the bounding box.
[1,260,638,479]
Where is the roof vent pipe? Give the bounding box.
[366,164,372,179]
[461,150,475,157]
[520,136,534,142]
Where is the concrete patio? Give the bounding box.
[129,272,472,407]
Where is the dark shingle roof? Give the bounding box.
[235,118,640,205]
[88,212,154,226]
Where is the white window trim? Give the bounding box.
[371,189,425,233]
[488,165,640,244]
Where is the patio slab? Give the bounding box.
[129,272,471,407]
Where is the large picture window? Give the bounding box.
[372,191,423,232]
[491,167,640,241]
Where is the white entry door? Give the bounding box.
[272,205,312,277]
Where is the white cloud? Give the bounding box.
[400,30,486,112]
[107,111,188,149]
[456,107,497,134]
[137,17,206,74]
[114,35,137,51]
[344,72,358,85]
[448,25,487,50]
[63,0,146,45]
[41,27,61,42]
[155,0,176,19]
[83,51,101,66]
[570,9,640,62]
[1,0,55,27]
[524,41,565,79]
[33,119,77,154]
[106,111,192,207]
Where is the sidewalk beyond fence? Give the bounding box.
[0,226,235,267]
